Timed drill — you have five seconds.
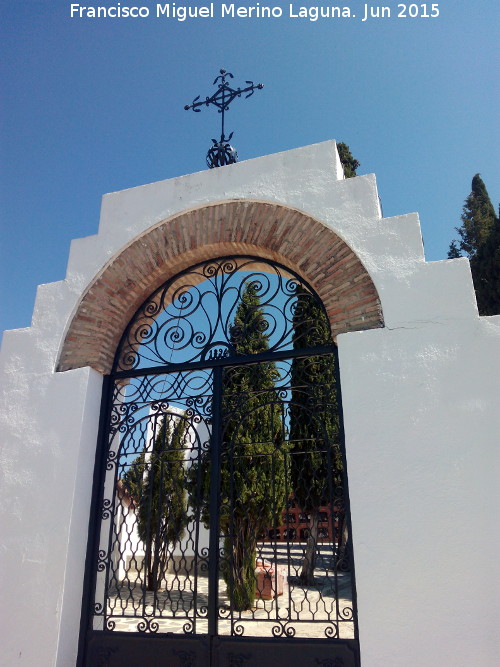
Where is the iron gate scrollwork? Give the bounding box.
[79,257,360,666]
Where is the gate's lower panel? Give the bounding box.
[214,636,360,667]
[85,632,210,666]
[84,632,360,667]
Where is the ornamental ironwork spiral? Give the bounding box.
[114,256,331,373]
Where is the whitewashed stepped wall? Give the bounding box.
[0,140,498,666]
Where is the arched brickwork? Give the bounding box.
[57,200,383,373]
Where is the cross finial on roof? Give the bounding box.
[184,69,264,169]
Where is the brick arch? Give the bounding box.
[57,200,383,373]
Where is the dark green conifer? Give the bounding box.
[447,240,461,259]
[191,283,286,611]
[449,174,496,259]
[471,214,500,315]
[124,415,187,591]
[289,287,343,584]
[448,174,499,315]
[337,142,360,178]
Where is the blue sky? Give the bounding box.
[1,0,498,336]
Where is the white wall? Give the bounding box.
[0,328,101,666]
[1,140,498,666]
[338,317,500,666]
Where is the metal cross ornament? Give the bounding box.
[184,69,264,169]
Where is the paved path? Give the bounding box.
[102,558,355,639]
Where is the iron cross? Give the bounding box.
[184,69,264,168]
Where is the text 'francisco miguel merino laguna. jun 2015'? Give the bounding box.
[69,3,441,22]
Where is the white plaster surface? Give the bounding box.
[338,317,500,666]
[1,140,498,666]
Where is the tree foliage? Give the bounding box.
[448,174,496,259]
[124,414,188,591]
[191,283,287,611]
[448,174,499,315]
[471,213,500,315]
[337,142,360,178]
[289,287,343,583]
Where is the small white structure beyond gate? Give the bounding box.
[0,141,498,666]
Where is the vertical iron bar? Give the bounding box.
[283,441,293,632]
[325,432,339,627]
[228,388,236,633]
[221,83,225,141]
[153,421,168,617]
[192,398,207,635]
[76,374,113,666]
[271,405,279,623]
[142,414,158,619]
[103,451,121,629]
[334,347,359,639]
[208,366,222,637]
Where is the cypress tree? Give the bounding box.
[191,282,286,611]
[289,287,343,584]
[448,174,499,315]
[471,214,500,315]
[337,142,360,178]
[124,414,188,591]
[449,174,496,259]
[447,240,461,259]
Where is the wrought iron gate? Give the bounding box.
[78,257,360,666]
